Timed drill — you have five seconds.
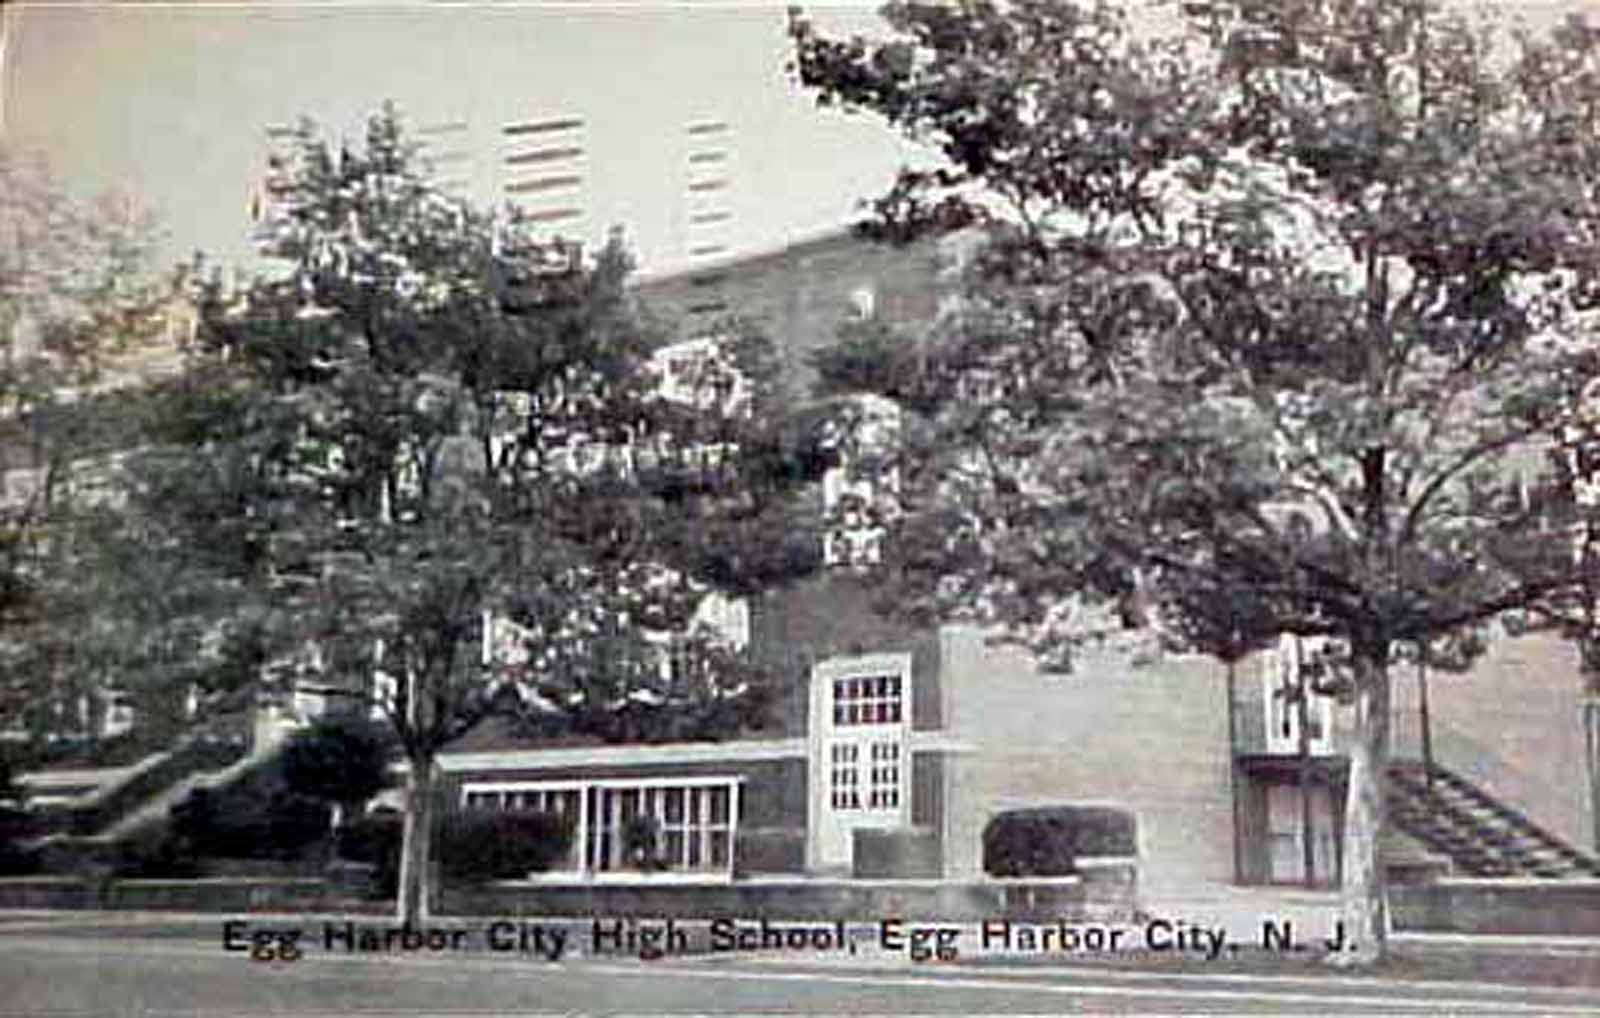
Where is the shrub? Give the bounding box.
[983,806,1137,877]
[620,814,666,871]
[336,811,403,898]
[438,811,573,884]
[171,786,330,861]
[281,718,392,814]
[0,806,38,876]
[112,825,202,879]
[0,841,38,876]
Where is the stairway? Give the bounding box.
[1387,759,1600,878]
[100,738,282,841]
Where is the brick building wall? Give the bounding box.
[635,229,948,393]
[939,627,1235,895]
[751,573,943,733]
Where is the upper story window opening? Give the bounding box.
[832,672,903,727]
[849,286,876,321]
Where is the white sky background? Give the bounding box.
[1,1,922,278]
[2,2,1599,279]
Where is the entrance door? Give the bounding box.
[811,654,911,870]
[1265,783,1337,886]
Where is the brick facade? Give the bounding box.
[439,228,1598,895]
[635,229,948,393]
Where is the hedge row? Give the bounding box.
[983,806,1137,877]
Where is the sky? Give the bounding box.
[1,1,921,279]
[3,1,1599,281]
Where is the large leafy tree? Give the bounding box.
[1517,14,1600,860]
[793,0,1600,964]
[0,147,175,752]
[116,105,807,924]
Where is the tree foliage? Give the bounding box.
[106,104,818,922]
[280,716,393,812]
[793,0,1600,963]
[0,147,177,747]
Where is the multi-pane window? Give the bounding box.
[461,785,583,872]
[830,743,861,810]
[832,673,903,726]
[588,782,733,873]
[867,741,901,810]
[817,654,911,828]
[1262,635,1332,754]
[829,740,903,812]
[463,787,580,816]
[461,778,738,877]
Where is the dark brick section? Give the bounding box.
[636,230,946,394]
[752,574,942,731]
[447,577,938,754]
[911,752,943,828]
[735,828,807,874]
[1392,880,1600,935]
[0,878,98,910]
[1230,679,1268,756]
[450,757,806,830]
[853,827,941,879]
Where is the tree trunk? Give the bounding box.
[1331,653,1390,967]
[395,752,436,926]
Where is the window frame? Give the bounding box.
[459,775,742,882]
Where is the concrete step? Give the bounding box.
[1388,759,1600,880]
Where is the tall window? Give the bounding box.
[830,743,861,810]
[867,741,901,809]
[816,653,911,826]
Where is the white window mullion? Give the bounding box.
[698,786,711,870]
[608,788,622,871]
[729,782,740,878]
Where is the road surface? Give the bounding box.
[2,913,1598,1016]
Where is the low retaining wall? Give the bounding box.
[0,862,1137,922]
[0,876,384,913]
[442,864,1137,922]
[1392,879,1600,935]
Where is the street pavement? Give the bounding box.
[2,911,1599,1016]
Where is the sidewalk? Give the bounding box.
[1140,883,1600,956]
[1136,883,1345,949]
